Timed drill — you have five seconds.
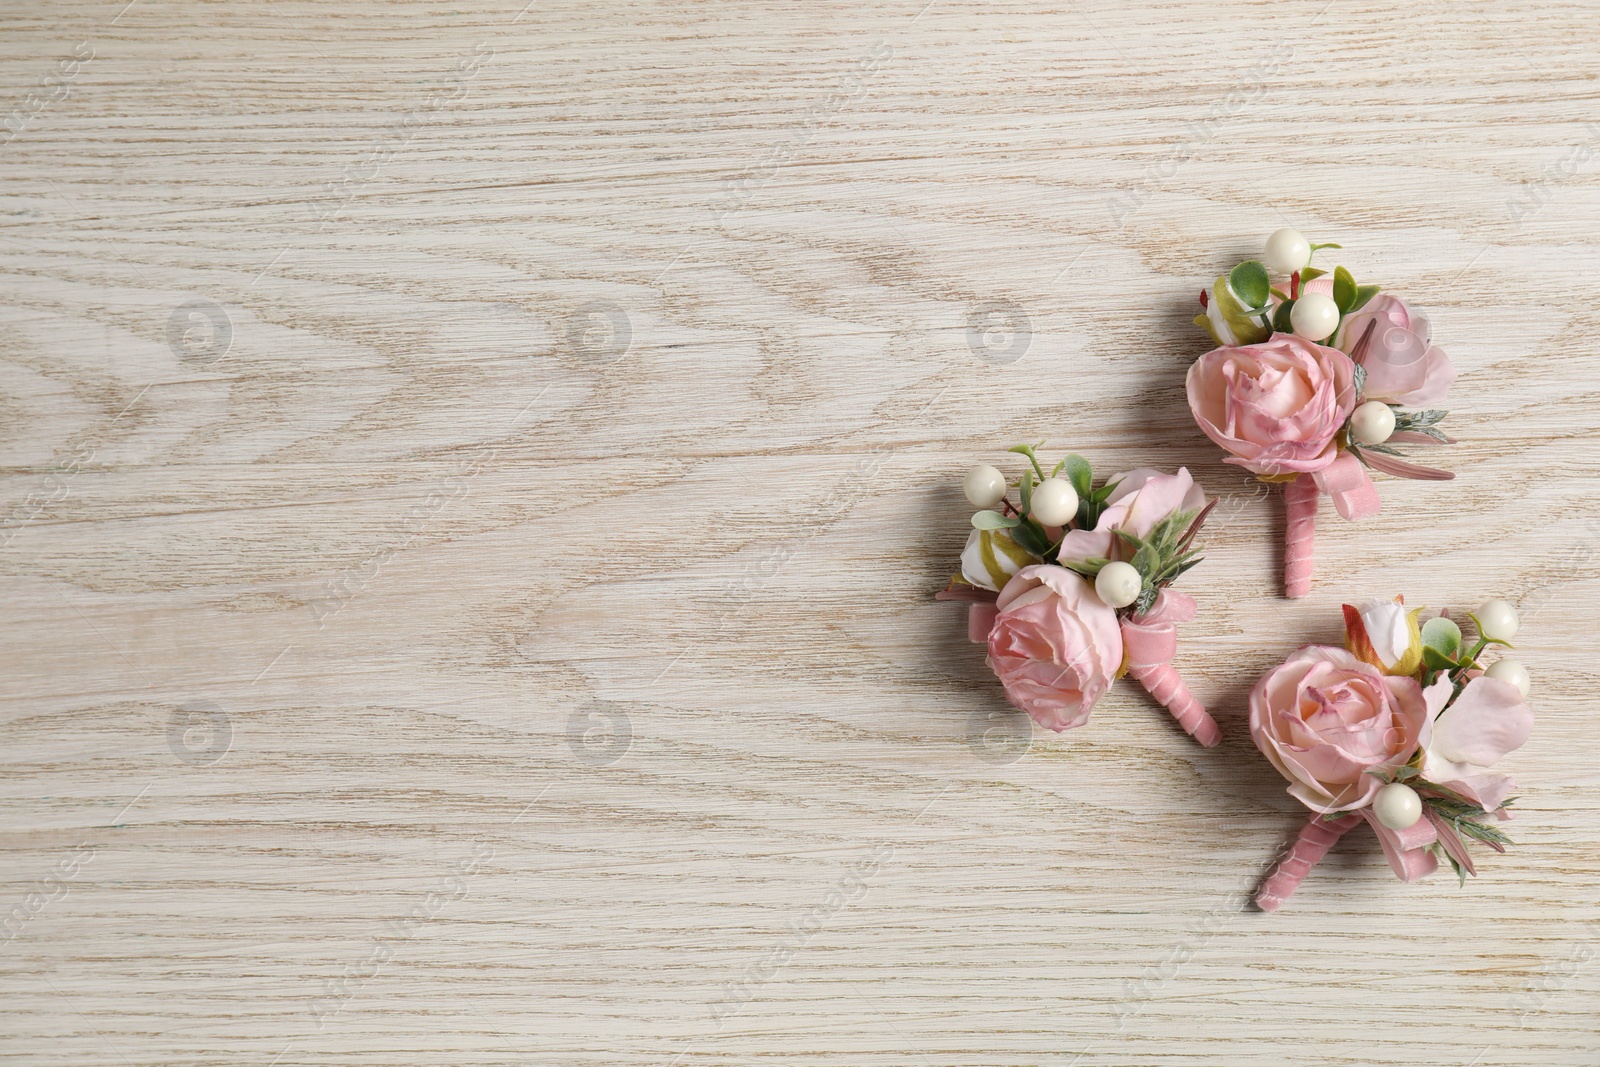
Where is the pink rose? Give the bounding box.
[1335,294,1455,408]
[1187,333,1358,476]
[987,565,1123,732]
[1056,467,1207,563]
[1249,645,1430,812]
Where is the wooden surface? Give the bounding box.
[3,0,1599,1063]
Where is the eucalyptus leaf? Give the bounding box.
[1421,616,1463,658]
[1333,265,1358,313]
[1062,453,1093,499]
[1229,260,1271,311]
[972,510,1020,530]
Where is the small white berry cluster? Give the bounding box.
[961,459,1172,611]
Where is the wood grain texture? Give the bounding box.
[3,0,1599,1063]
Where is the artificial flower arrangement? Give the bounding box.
[935,445,1222,747]
[1251,595,1533,912]
[1187,228,1458,598]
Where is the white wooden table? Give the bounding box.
[3,1,1598,1063]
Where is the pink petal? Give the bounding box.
[1432,676,1534,767]
[1358,448,1455,481]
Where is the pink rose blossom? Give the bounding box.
[1249,645,1430,812]
[1055,467,1207,563]
[1336,294,1455,408]
[987,565,1123,732]
[1186,333,1359,476]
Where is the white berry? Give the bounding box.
[1349,400,1396,446]
[1263,227,1311,275]
[1485,658,1531,698]
[1290,292,1340,341]
[1477,599,1521,643]
[963,464,1007,508]
[1094,560,1142,609]
[1028,477,1079,527]
[1373,782,1423,830]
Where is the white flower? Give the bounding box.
[960,528,1038,592]
[1343,595,1421,676]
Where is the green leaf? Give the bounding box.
[1229,260,1271,311]
[1018,468,1034,517]
[1396,408,1449,428]
[1309,242,1343,253]
[1130,543,1158,579]
[1298,266,1327,283]
[1060,454,1092,499]
[1010,519,1049,556]
[1059,556,1109,579]
[972,510,1020,530]
[1431,843,1468,888]
[1421,616,1463,659]
[1421,646,1459,672]
[1007,443,1046,481]
[1350,283,1381,312]
[1332,265,1358,313]
[1272,299,1295,333]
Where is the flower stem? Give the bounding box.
[1255,812,1362,912]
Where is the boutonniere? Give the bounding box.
[1250,596,1532,911]
[937,446,1220,746]
[1187,228,1457,597]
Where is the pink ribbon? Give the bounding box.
[967,602,998,643]
[1359,808,1439,882]
[1120,590,1219,747]
[1120,589,1196,668]
[1312,450,1382,521]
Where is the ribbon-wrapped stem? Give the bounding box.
[1127,662,1219,746]
[1120,589,1219,747]
[1255,812,1362,912]
[1283,474,1318,599]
